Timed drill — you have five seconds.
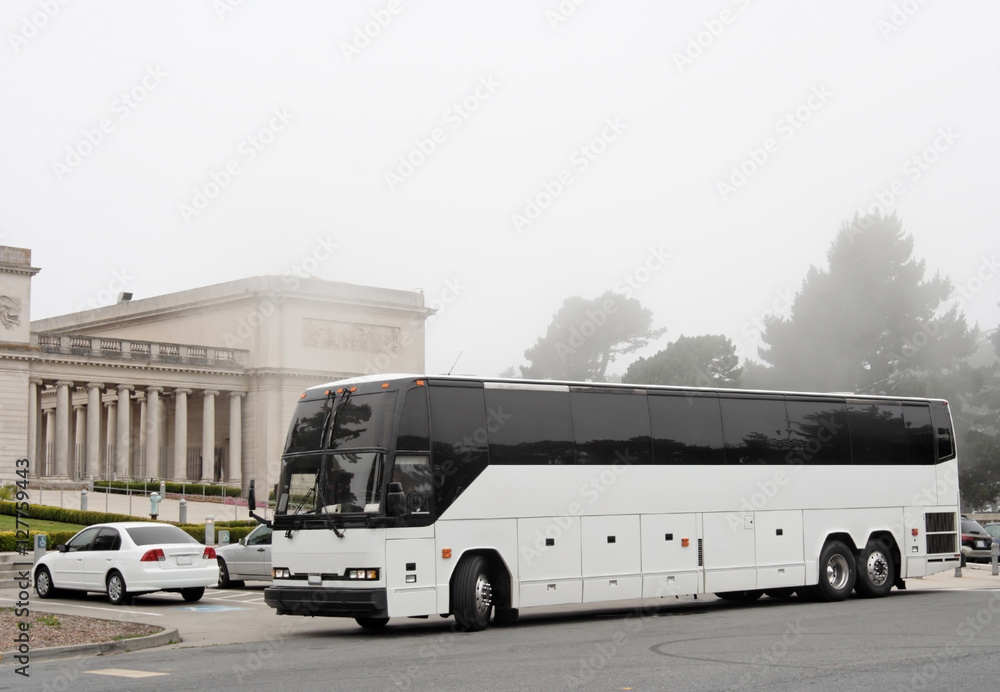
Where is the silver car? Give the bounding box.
[215,524,272,588]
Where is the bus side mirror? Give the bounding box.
[248,480,256,512]
[387,482,405,516]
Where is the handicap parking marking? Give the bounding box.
[175,604,249,612]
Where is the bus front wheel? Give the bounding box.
[812,540,856,602]
[452,555,493,631]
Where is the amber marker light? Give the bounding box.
[381,383,390,388]
[415,380,425,386]
[681,538,690,547]
[349,386,357,392]
[324,390,331,396]
[442,548,452,558]
[299,393,306,399]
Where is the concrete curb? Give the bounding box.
[0,627,180,665]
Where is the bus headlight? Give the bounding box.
[346,569,379,580]
[273,567,291,579]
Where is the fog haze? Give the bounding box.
[2,0,997,377]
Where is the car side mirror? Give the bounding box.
[387,481,405,516]
[57,544,67,553]
[239,537,246,546]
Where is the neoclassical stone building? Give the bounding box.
[0,246,431,492]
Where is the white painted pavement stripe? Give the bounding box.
[0,596,163,616]
[85,669,168,678]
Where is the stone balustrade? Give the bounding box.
[35,334,247,368]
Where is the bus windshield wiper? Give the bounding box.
[285,479,318,537]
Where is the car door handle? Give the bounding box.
[257,548,265,552]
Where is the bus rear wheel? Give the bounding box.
[452,555,493,631]
[855,539,895,598]
[811,540,856,602]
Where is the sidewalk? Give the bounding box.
[26,486,272,525]
[905,561,1000,589]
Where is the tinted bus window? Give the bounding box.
[848,402,907,465]
[570,389,652,465]
[929,401,955,461]
[720,396,788,465]
[428,384,488,515]
[284,397,329,454]
[330,392,396,450]
[785,399,850,465]
[397,387,430,451]
[649,393,725,465]
[903,403,935,465]
[485,388,574,465]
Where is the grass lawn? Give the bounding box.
[0,514,85,533]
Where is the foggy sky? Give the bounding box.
[2,0,997,378]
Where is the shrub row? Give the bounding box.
[0,501,256,529]
[0,531,78,552]
[0,501,150,525]
[0,523,258,552]
[94,480,242,498]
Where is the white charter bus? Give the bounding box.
[255,374,960,631]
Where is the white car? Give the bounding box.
[34,522,219,605]
[215,524,272,588]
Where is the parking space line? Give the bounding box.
[0,596,163,617]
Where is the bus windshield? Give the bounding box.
[276,452,385,516]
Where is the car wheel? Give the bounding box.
[356,617,389,630]
[35,566,56,599]
[451,555,493,631]
[716,590,763,602]
[106,571,130,606]
[181,587,205,602]
[218,558,232,588]
[855,539,895,598]
[811,540,856,602]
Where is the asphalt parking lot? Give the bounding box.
[2,561,999,660]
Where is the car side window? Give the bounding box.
[66,527,100,552]
[246,527,272,546]
[93,528,121,551]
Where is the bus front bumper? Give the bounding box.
[263,584,388,618]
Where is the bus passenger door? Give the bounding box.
[702,512,757,593]
[386,537,437,617]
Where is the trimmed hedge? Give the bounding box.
[0,500,256,528]
[0,501,151,525]
[0,530,78,552]
[94,480,242,498]
[0,524,257,551]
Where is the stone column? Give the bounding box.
[229,392,245,485]
[86,383,103,480]
[43,408,55,476]
[173,389,191,481]
[104,400,117,480]
[115,384,133,479]
[28,379,43,467]
[54,380,73,477]
[202,390,219,481]
[73,404,86,480]
[145,386,162,479]
[136,391,147,478]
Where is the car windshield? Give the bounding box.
[276,452,385,516]
[126,525,200,546]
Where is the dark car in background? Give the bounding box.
[960,517,994,565]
